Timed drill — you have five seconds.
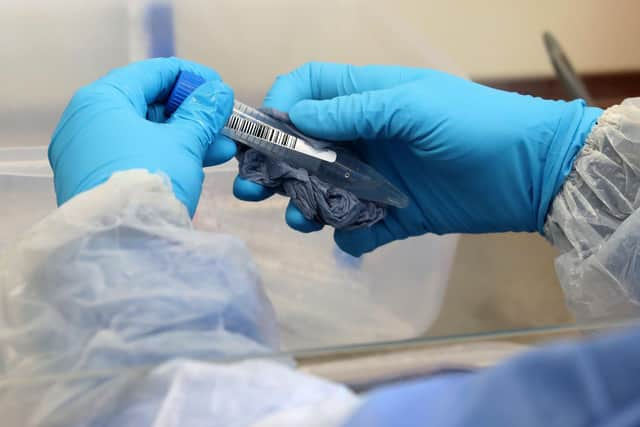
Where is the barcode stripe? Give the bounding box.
[227,114,298,150]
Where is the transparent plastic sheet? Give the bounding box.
[545,98,640,319]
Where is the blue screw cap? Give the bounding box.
[165,71,206,116]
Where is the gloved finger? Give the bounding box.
[288,88,404,141]
[203,135,237,167]
[233,176,275,201]
[146,102,167,122]
[263,62,431,112]
[100,57,221,116]
[285,202,324,233]
[334,222,396,257]
[168,80,234,147]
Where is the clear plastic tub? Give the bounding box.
[0,0,464,351]
[0,2,462,424]
[0,146,457,350]
[174,0,466,105]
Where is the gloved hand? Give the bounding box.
[233,62,602,256]
[49,57,235,216]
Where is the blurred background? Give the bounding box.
[1,0,639,346]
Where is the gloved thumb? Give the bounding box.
[288,88,403,141]
[167,80,234,146]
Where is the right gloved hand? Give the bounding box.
[233,62,602,257]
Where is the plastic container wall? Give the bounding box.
[0,0,140,149]
[0,0,459,349]
[172,0,463,346]
[0,148,456,349]
[174,0,465,105]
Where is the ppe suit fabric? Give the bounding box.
[49,57,236,217]
[12,359,358,427]
[0,169,280,375]
[545,98,640,319]
[234,62,602,256]
[345,325,640,427]
[237,148,386,230]
[0,170,359,426]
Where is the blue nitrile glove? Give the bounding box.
[49,57,236,216]
[344,326,640,427]
[233,62,602,256]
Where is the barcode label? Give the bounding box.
[227,114,300,150]
[226,113,336,163]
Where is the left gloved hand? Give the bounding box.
[49,57,235,216]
